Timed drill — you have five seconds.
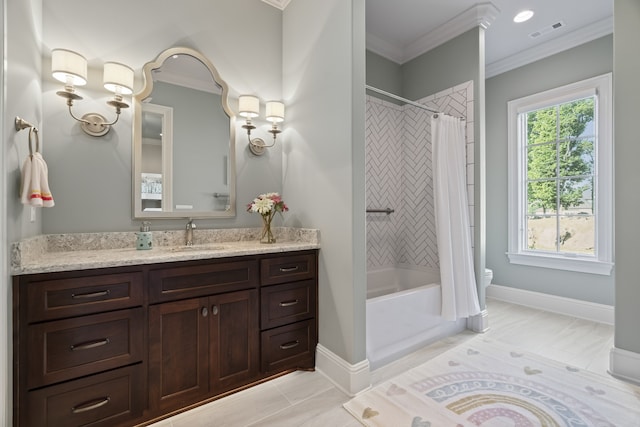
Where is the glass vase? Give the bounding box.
[260,213,276,244]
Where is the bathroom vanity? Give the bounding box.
[12,230,319,426]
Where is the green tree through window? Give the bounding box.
[524,97,595,254]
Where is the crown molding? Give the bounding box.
[366,32,405,64]
[367,3,500,65]
[486,16,613,78]
[261,0,292,10]
[403,2,500,63]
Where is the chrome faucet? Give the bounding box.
[185,218,196,246]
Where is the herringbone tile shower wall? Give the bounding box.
[366,81,474,272]
[366,97,404,269]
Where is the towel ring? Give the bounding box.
[28,127,40,156]
[15,117,40,156]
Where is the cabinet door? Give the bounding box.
[210,289,259,393]
[149,297,209,412]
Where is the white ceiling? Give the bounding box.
[365,0,613,77]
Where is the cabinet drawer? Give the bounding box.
[261,280,316,330]
[28,308,144,389]
[260,252,317,286]
[26,364,144,427]
[149,259,258,303]
[261,320,317,373]
[26,271,143,322]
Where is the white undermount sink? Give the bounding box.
[164,243,227,252]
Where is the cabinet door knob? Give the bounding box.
[201,307,208,317]
[211,305,219,315]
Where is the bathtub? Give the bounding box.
[366,266,466,369]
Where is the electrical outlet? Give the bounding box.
[30,207,36,223]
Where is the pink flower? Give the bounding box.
[247,192,289,215]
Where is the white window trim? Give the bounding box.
[507,73,613,276]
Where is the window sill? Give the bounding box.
[506,252,613,276]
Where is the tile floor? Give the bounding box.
[149,298,615,426]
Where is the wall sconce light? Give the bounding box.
[52,48,134,137]
[238,95,285,156]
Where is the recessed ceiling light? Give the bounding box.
[514,10,534,23]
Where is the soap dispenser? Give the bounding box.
[136,221,153,250]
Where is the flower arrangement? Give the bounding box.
[247,192,288,243]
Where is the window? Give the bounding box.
[507,74,613,275]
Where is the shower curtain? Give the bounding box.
[431,114,481,321]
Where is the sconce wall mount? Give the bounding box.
[238,95,285,156]
[52,49,134,137]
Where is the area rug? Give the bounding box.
[344,339,640,426]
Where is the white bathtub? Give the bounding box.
[366,267,466,369]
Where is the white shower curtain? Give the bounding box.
[431,114,480,321]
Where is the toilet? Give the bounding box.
[483,268,493,289]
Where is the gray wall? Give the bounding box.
[283,0,367,365]
[402,28,483,101]
[486,35,614,305]
[39,0,283,234]
[3,0,42,422]
[614,0,640,353]
[7,0,43,243]
[366,50,402,104]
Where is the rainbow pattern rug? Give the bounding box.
[344,339,640,426]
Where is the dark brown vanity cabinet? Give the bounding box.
[14,267,146,427]
[13,249,318,426]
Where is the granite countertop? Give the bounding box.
[11,227,320,275]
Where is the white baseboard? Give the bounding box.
[486,284,614,325]
[315,344,370,396]
[467,309,490,333]
[609,346,640,385]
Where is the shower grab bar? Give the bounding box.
[366,208,394,215]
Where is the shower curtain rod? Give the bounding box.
[365,84,464,120]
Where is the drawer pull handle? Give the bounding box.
[212,305,219,315]
[71,396,110,414]
[280,340,300,350]
[71,290,110,299]
[70,338,110,351]
[279,266,299,273]
[202,307,208,317]
[279,299,299,307]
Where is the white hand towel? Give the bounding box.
[29,153,43,207]
[19,155,33,205]
[31,153,55,207]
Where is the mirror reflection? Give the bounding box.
[133,47,236,219]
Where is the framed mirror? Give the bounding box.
[133,47,236,219]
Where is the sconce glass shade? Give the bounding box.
[265,101,285,123]
[51,49,87,86]
[103,62,134,95]
[238,95,260,118]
